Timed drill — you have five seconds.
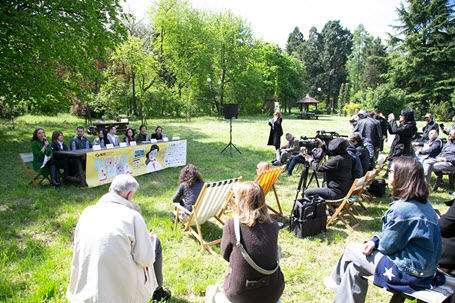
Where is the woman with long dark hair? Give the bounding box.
[218,181,284,303]
[172,164,204,212]
[31,128,60,186]
[93,129,107,147]
[123,128,135,144]
[324,157,444,303]
[384,108,417,177]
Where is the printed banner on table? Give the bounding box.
[85,140,187,187]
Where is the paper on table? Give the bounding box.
[41,155,51,168]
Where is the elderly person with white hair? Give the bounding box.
[67,174,171,303]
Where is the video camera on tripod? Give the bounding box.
[315,130,341,145]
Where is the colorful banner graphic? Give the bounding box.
[86,140,187,187]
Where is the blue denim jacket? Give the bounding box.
[375,199,442,277]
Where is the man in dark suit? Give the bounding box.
[374,110,388,151]
[353,111,382,156]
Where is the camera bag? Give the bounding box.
[367,179,386,197]
[289,195,326,239]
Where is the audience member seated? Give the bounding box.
[384,109,417,178]
[303,138,352,200]
[283,138,325,177]
[136,124,149,142]
[172,164,204,212]
[67,175,171,302]
[324,157,444,303]
[440,115,455,136]
[272,133,300,165]
[256,161,271,175]
[31,128,60,186]
[438,199,455,275]
[348,133,370,175]
[218,181,284,303]
[106,125,120,146]
[123,128,135,144]
[415,113,438,142]
[93,129,107,147]
[413,129,442,162]
[346,141,364,179]
[151,126,163,140]
[69,126,92,150]
[423,128,455,184]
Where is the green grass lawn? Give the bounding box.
[0,113,451,302]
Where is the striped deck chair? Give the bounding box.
[254,166,287,220]
[173,176,242,255]
[326,174,369,232]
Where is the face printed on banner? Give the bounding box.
[148,149,158,161]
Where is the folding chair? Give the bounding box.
[254,166,287,220]
[361,155,388,204]
[326,175,369,232]
[173,177,242,255]
[19,153,50,188]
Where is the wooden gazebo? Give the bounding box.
[296,94,321,112]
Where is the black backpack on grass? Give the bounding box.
[289,195,326,238]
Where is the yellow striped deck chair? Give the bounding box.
[254,166,287,220]
[173,176,242,255]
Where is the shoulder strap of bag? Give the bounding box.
[233,217,280,275]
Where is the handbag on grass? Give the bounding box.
[234,217,281,275]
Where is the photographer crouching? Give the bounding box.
[302,138,353,200]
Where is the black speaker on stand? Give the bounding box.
[220,104,241,156]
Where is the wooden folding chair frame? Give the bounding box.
[19,153,50,188]
[254,166,287,220]
[361,159,387,204]
[173,177,242,255]
[326,176,369,232]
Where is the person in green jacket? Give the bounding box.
[31,128,60,186]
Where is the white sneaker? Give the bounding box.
[324,276,339,292]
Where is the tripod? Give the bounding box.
[293,161,320,204]
[220,118,241,156]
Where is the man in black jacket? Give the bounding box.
[413,129,442,161]
[421,113,439,141]
[348,132,370,175]
[353,111,382,155]
[374,110,388,151]
[423,128,455,184]
[438,198,455,274]
[303,138,353,200]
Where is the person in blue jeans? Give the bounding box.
[324,156,445,303]
[284,138,325,177]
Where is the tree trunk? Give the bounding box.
[132,70,137,115]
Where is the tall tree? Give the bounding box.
[302,27,325,99]
[0,0,127,113]
[389,0,455,106]
[346,24,373,95]
[320,20,353,110]
[285,27,305,61]
[362,37,388,90]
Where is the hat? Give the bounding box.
[424,113,432,118]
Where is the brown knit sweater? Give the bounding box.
[221,218,285,303]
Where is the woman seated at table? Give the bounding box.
[93,129,107,147]
[151,126,163,140]
[123,128,135,144]
[217,181,284,303]
[324,156,445,303]
[135,124,149,142]
[172,164,204,212]
[32,128,60,186]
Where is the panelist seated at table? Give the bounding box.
[135,124,149,142]
[123,128,135,144]
[51,130,76,177]
[69,126,92,150]
[32,128,60,186]
[106,125,120,146]
[172,164,204,212]
[151,126,163,140]
[93,129,107,147]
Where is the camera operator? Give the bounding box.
[303,138,353,200]
[283,138,325,176]
[272,133,300,166]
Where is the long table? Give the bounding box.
[54,139,187,187]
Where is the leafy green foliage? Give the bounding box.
[285,27,305,61]
[0,0,127,113]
